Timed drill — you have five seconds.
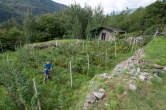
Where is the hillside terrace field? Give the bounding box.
[0,39,137,109]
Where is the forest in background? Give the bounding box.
[0,1,166,51]
[0,0,66,22]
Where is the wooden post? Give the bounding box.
[56,41,58,46]
[33,78,41,110]
[154,29,158,39]
[0,41,3,52]
[76,39,79,45]
[83,41,84,51]
[133,37,135,50]
[105,49,107,63]
[135,38,137,48]
[130,37,132,46]
[132,38,135,50]
[86,43,88,52]
[115,41,117,57]
[105,49,108,71]
[87,54,90,70]
[19,41,22,48]
[6,54,9,64]
[70,61,72,88]
[134,38,136,49]
[132,38,134,50]
[125,32,127,40]
[134,38,136,50]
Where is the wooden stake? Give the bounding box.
[33,78,41,110]
[132,38,135,50]
[70,61,73,88]
[56,41,58,46]
[105,49,108,71]
[86,43,88,52]
[154,29,158,39]
[87,54,90,70]
[19,41,22,48]
[135,38,137,48]
[134,38,136,49]
[98,40,100,48]
[7,54,9,64]
[105,49,107,63]
[83,41,84,51]
[125,32,127,39]
[76,39,79,45]
[115,41,117,57]
[130,37,132,46]
[0,41,3,52]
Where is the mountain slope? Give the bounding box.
[0,0,67,22]
[0,4,20,22]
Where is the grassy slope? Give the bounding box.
[0,39,135,109]
[73,37,166,110]
[144,37,166,66]
[74,74,166,110]
[123,37,166,110]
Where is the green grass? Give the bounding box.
[144,37,166,66]
[0,86,19,110]
[2,37,166,110]
[0,39,135,109]
[122,78,166,110]
[73,37,166,110]
[74,72,166,110]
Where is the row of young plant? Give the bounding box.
[43,40,136,76]
[0,40,138,110]
[0,48,89,109]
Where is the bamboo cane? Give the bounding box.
[33,79,41,110]
[70,61,72,88]
[87,54,90,70]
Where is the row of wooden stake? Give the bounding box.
[31,35,160,110]
[3,35,159,110]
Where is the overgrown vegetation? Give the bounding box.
[0,40,135,109]
[144,37,166,66]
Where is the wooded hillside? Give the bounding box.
[0,0,67,22]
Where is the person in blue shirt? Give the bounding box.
[43,60,52,84]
